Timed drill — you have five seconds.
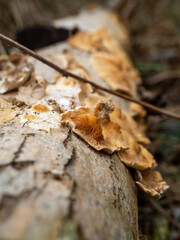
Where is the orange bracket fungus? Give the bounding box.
[61,105,130,153]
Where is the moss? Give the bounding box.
[134,61,167,75]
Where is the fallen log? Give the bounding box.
[0,8,168,240]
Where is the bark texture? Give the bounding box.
[0,9,139,240]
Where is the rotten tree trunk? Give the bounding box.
[0,9,139,240]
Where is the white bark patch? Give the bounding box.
[20,100,61,132]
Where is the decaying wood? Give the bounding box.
[0,8,168,240]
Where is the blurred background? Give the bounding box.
[0,0,180,239]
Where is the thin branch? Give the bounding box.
[0,33,180,120]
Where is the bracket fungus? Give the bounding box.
[110,106,150,145]
[0,52,33,94]
[69,29,141,96]
[119,139,157,170]
[61,105,130,153]
[136,170,169,199]
[61,99,149,155]
[69,29,121,54]
[130,102,147,119]
[91,51,138,96]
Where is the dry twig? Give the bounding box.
[0,33,180,120]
